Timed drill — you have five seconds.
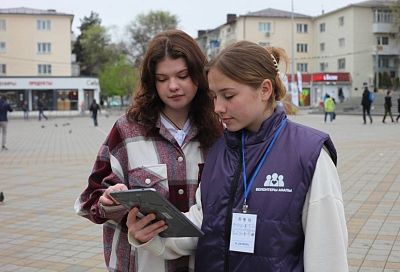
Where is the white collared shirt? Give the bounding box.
[160,114,191,146]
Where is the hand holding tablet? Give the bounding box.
[111,188,203,237]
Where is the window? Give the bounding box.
[38,64,52,75]
[297,63,308,72]
[296,24,308,33]
[338,58,346,70]
[377,36,389,45]
[0,42,5,53]
[339,16,344,26]
[37,42,51,54]
[296,43,308,53]
[374,10,392,23]
[381,58,389,68]
[339,38,345,47]
[320,62,328,72]
[258,22,271,33]
[320,43,325,52]
[0,19,6,31]
[37,19,51,30]
[320,23,325,32]
[0,64,6,75]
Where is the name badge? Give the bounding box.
[229,212,257,253]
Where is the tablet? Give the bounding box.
[110,188,203,237]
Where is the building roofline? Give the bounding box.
[313,0,397,18]
[0,7,74,17]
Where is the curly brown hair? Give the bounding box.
[126,29,221,149]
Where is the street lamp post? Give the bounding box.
[291,0,295,91]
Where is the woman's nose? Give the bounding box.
[214,97,225,114]
[168,78,179,91]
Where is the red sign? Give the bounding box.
[287,73,351,83]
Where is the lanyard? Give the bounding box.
[241,118,287,213]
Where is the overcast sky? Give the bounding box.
[2,0,358,40]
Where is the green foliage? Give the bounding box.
[126,10,179,65]
[80,24,116,76]
[99,56,138,100]
[72,12,102,67]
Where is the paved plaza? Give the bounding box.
[0,110,399,272]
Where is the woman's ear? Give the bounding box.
[261,79,273,101]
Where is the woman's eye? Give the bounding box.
[224,95,234,99]
[156,78,167,82]
[178,74,189,79]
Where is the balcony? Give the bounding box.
[374,44,399,56]
[372,22,397,34]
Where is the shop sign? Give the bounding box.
[323,74,338,81]
[86,79,99,86]
[29,81,53,86]
[0,81,17,86]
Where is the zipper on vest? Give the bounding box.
[223,148,243,272]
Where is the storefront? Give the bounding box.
[288,72,352,107]
[0,77,100,112]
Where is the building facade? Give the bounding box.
[197,0,399,106]
[0,8,100,112]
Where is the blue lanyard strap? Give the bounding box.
[241,118,287,205]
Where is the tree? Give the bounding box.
[73,12,102,68]
[99,56,138,106]
[79,24,117,76]
[126,10,179,64]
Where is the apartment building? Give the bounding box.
[197,0,399,107]
[0,7,100,113]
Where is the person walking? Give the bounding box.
[0,96,13,150]
[324,94,336,122]
[75,29,222,272]
[89,99,100,126]
[37,98,48,121]
[382,90,395,123]
[22,100,29,120]
[126,41,348,272]
[338,87,344,103]
[361,85,373,124]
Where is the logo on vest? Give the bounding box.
[255,173,292,193]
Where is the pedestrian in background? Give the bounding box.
[0,96,13,150]
[361,85,373,124]
[324,94,336,122]
[75,29,222,272]
[382,90,394,123]
[338,87,344,103]
[89,99,100,126]
[22,100,29,120]
[37,98,48,121]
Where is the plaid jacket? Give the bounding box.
[75,114,205,272]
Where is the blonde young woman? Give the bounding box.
[127,41,348,272]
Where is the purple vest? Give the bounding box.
[196,110,336,272]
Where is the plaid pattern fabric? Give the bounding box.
[76,114,205,272]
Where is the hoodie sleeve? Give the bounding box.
[302,148,349,272]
